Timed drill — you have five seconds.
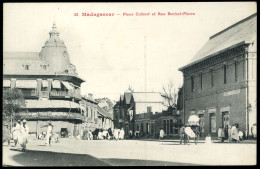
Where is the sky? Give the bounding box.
[3,2,256,101]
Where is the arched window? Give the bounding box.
[234,61,237,82]
[163,120,166,133]
[210,69,214,87]
[200,72,203,90]
[223,64,227,84]
[191,76,194,92]
[170,119,173,134]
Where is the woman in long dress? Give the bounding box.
[119,128,125,140]
[231,124,239,142]
[12,122,20,146]
[18,120,29,152]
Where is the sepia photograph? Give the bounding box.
[2,2,257,166]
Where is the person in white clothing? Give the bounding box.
[12,121,20,146]
[45,122,53,145]
[113,128,119,140]
[205,134,212,144]
[18,119,29,152]
[159,128,164,139]
[119,128,125,140]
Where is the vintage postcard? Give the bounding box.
[2,2,257,166]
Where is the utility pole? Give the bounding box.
[144,36,147,92]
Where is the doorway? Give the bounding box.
[222,111,230,137]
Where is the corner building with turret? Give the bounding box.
[3,22,87,138]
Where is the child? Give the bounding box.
[205,134,212,144]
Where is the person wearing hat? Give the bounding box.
[45,122,53,145]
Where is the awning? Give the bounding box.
[52,80,61,89]
[188,115,200,126]
[16,80,37,89]
[62,81,73,90]
[3,80,11,87]
[42,80,48,88]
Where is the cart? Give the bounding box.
[186,115,200,145]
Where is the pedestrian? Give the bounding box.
[251,123,257,140]
[228,125,232,143]
[98,129,103,140]
[103,129,108,140]
[45,122,53,146]
[3,123,11,146]
[129,130,133,139]
[238,128,244,141]
[88,130,93,140]
[159,128,164,139]
[18,119,29,152]
[218,127,225,142]
[113,128,119,140]
[231,124,239,142]
[205,134,212,144]
[179,125,186,144]
[119,128,125,140]
[12,122,20,146]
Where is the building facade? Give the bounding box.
[3,22,86,138]
[178,13,257,138]
[113,90,182,137]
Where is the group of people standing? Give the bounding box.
[218,124,245,143]
[113,128,125,140]
[7,119,29,152]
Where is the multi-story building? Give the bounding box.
[178,13,257,138]
[113,89,182,137]
[79,94,99,131]
[3,22,86,138]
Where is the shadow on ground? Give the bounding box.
[101,158,201,166]
[9,149,110,166]
[8,148,200,166]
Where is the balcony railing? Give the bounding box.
[49,91,72,98]
[21,90,38,97]
[41,91,49,98]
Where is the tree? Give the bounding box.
[2,88,26,131]
[162,81,178,108]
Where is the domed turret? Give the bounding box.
[39,22,71,72]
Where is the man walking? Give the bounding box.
[179,125,186,144]
[45,122,53,146]
[18,119,29,152]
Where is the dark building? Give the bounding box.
[178,13,257,138]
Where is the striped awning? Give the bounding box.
[52,80,61,89]
[62,81,73,90]
[16,80,37,89]
[42,80,48,88]
[3,80,11,87]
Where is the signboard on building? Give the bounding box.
[223,89,240,96]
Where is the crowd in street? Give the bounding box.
[3,121,257,150]
[3,119,29,152]
[81,127,125,140]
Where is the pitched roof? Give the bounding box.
[97,106,113,119]
[179,13,256,70]
[124,92,132,104]
[132,92,164,103]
